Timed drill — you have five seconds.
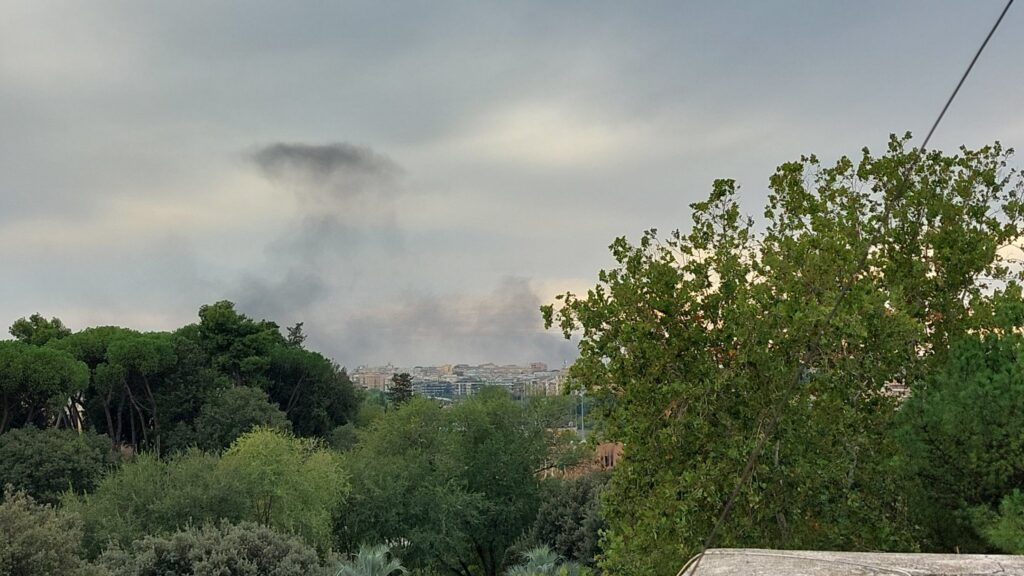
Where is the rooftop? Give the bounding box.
[679,549,1024,576]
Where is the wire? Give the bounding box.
[681,2,1015,574]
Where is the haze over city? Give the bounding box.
[3,2,1022,367]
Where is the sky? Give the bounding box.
[2,1,1022,368]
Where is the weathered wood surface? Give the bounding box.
[679,549,1024,575]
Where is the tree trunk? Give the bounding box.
[141,375,160,455]
[0,393,9,433]
[116,386,129,446]
[125,383,148,449]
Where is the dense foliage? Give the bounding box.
[545,136,1024,573]
[526,473,608,567]
[34,301,359,454]
[0,426,114,504]
[0,489,98,576]
[340,390,552,576]
[97,522,332,576]
[69,428,346,555]
[898,293,1024,553]
[334,544,408,576]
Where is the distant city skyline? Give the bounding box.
[2,2,1021,368]
[351,360,566,399]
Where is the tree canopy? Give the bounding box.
[545,136,1024,573]
[341,390,551,576]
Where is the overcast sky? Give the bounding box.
[2,1,1021,368]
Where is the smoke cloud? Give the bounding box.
[333,276,577,366]
[235,142,404,321]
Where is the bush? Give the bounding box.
[526,473,608,567]
[0,488,100,576]
[329,423,358,451]
[70,428,348,556]
[98,521,332,576]
[0,427,114,504]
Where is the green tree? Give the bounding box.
[341,390,548,576]
[104,332,177,453]
[9,313,71,346]
[266,346,359,437]
[0,489,99,576]
[0,341,89,432]
[218,427,348,551]
[54,326,227,452]
[525,473,608,567]
[973,491,1024,554]
[898,291,1024,552]
[387,373,413,406]
[544,137,1024,573]
[66,450,230,556]
[334,544,407,576]
[287,322,307,347]
[50,326,145,444]
[98,521,331,576]
[169,386,292,452]
[0,427,113,504]
[189,301,285,385]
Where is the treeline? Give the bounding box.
[0,302,357,451]
[0,303,602,576]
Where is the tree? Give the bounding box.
[387,373,413,406]
[169,386,292,452]
[973,491,1024,554]
[189,301,285,385]
[49,326,145,444]
[266,346,359,437]
[544,137,1024,573]
[218,427,348,551]
[898,290,1024,552]
[287,322,307,347]
[104,332,177,453]
[0,427,114,504]
[335,544,407,576]
[526,473,608,567]
[0,341,89,432]
[9,313,71,346]
[97,521,331,576]
[0,489,98,576]
[341,390,548,576]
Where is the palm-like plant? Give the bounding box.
[335,544,408,576]
[506,546,587,576]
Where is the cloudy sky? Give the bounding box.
[2,1,1021,368]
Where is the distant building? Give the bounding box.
[352,364,396,391]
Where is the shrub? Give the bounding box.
[98,521,331,576]
[0,426,114,504]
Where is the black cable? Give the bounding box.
[681,2,1015,574]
